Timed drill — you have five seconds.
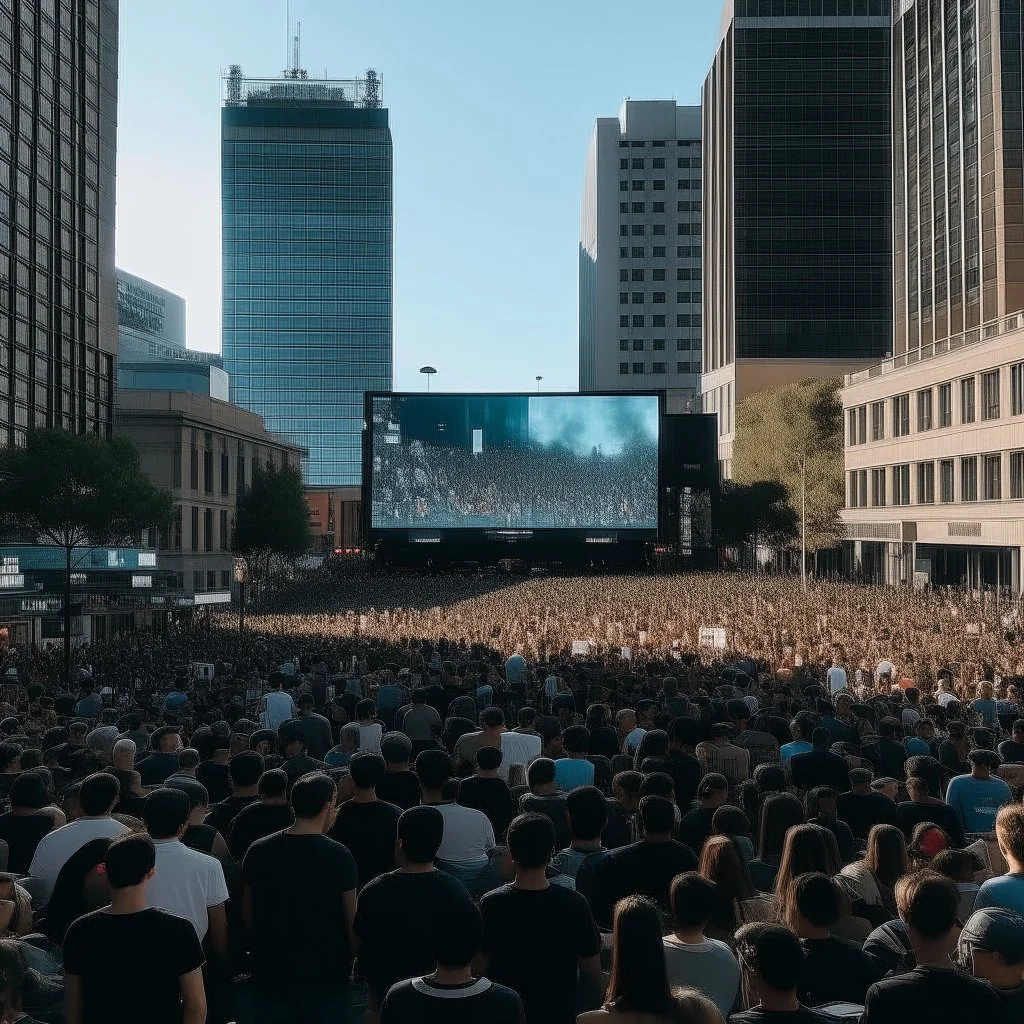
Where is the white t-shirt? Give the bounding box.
[662,935,740,1018]
[358,722,383,753]
[499,732,542,782]
[937,691,960,707]
[827,666,848,694]
[434,803,495,864]
[146,839,229,941]
[262,691,296,731]
[28,817,130,903]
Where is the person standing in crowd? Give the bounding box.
[356,699,384,754]
[552,786,607,884]
[976,804,1024,915]
[478,814,603,1024]
[138,727,183,786]
[260,674,296,732]
[63,834,206,1024]
[204,751,263,839]
[779,718,813,765]
[946,750,1013,836]
[553,726,595,791]
[896,773,965,848]
[679,773,730,855]
[837,769,898,842]
[729,923,824,1024]
[241,772,357,1023]
[957,907,1024,1019]
[518,758,571,853]
[697,724,750,785]
[278,722,327,784]
[998,721,1024,765]
[376,732,422,809]
[287,693,334,761]
[228,768,295,861]
[0,771,60,874]
[788,729,850,792]
[456,746,516,839]
[396,689,443,754]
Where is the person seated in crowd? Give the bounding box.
[861,718,909,781]
[998,720,1024,765]
[841,823,909,925]
[453,706,505,775]
[325,722,361,768]
[697,723,750,786]
[947,750,1013,837]
[863,871,1003,1024]
[171,747,200,780]
[957,906,1024,1019]
[552,785,607,885]
[204,750,263,839]
[837,768,898,842]
[259,674,295,732]
[63,834,206,1024]
[518,757,571,853]
[375,731,422,809]
[972,681,1000,732]
[137,726,182,787]
[380,894,524,1024]
[906,718,938,757]
[748,792,804,893]
[478,813,603,1024]
[779,717,813,765]
[162,775,231,865]
[976,803,1024,916]
[939,721,973,777]
[395,688,443,753]
[328,751,401,888]
[0,772,61,875]
[228,768,294,861]
[680,773,730,855]
[805,786,856,864]
[194,731,231,804]
[697,835,764,944]
[107,738,143,802]
[553,725,595,792]
[729,700,781,771]
[456,745,515,839]
[896,772,965,848]
[788,729,850,793]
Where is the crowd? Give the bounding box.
[0,569,1022,1023]
[370,436,658,530]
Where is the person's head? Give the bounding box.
[865,823,910,887]
[526,756,556,794]
[908,823,950,867]
[415,749,453,794]
[979,681,995,700]
[757,792,805,860]
[698,772,730,810]
[727,699,750,729]
[278,723,307,759]
[775,824,838,899]
[475,745,502,775]
[297,693,315,714]
[958,907,1024,989]
[616,708,636,733]
[480,706,504,733]
[380,731,413,767]
[790,716,813,742]
[565,786,607,843]
[111,738,136,770]
[810,727,830,751]
[291,771,338,828]
[142,787,191,840]
[355,698,376,722]
[896,870,960,952]
[349,751,385,793]
[79,772,119,817]
[970,747,1001,780]
[104,833,156,891]
[9,771,48,811]
[517,706,537,729]
[783,872,843,935]
[712,804,752,840]
[670,716,701,751]
[395,804,444,866]
[562,725,589,756]
[639,772,675,804]
[258,768,289,801]
[807,786,838,819]
[506,813,555,872]
[611,770,643,810]
[68,722,88,744]
[0,744,21,775]
[735,923,804,1003]
[671,872,717,933]
[915,718,935,742]
[229,751,264,791]
[932,847,983,884]
[638,795,675,840]
[849,767,873,794]
[996,803,1024,870]
[699,834,754,906]
[150,726,182,754]
[605,896,675,1017]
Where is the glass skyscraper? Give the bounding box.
[221,69,392,487]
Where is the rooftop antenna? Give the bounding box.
[284,1,306,79]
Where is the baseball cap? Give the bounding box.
[959,908,1024,965]
[698,773,729,799]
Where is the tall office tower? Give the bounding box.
[893,0,1024,354]
[703,0,893,474]
[0,0,119,447]
[222,63,392,487]
[580,101,704,410]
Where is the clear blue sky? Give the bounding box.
[116,0,721,392]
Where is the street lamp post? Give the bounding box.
[535,375,543,392]
[419,366,438,392]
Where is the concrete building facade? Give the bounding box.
[579,100,703,409]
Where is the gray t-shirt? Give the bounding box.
[662,935,740,1017]
[400,704,442,742]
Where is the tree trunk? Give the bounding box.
[64,544,73,686]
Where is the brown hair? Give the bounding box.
[698,835,756,933]
[774,824,839,901]
[865,823,909,888]
[997,803,1024,864]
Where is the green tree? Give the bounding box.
[732,378,845,585]
[232,460,312,606]
[0,430,174,682]
[715,480,798,564]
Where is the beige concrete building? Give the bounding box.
[116,390,306,607]
[841,315,1024,591]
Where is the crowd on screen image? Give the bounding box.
[370,435,658,530]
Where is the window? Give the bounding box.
[619,247,628,258]
[631,269,645,281]
[857,406,867,445]
[204,508,213,551]
[619,269,628,283]
[620,202,628,214]
[652,224,666,236]
[207,570,217,591]
[619,362,629,375]
[631,225,645,236]
[619,315,629,328]
[961,377,976,423]
[1013,364,1024,416]
[619,224,628,235]
[677,361,690,374]
[848,473,859,508]
[173,447,182,488]
[631,180,645,191]
[632,315,644,327]
[652,180,665,191]
[917,389,932,431]
[631,158,644,169]
[193,571,203,593]
[961,456,978,501]
[190,445,199,490]
[632,362,644,374]
[892,394,910,437]
[620,158,628,170]
[172,506,182,550]
[220,452,229,494]
[893,464,911,506]
[652,246,666,258]
[652,362,666,374]
[653,292,666,303]
[984,454,1002,500]
[1012,452,1024,499]
[652,202,665,213]
[619,340,628,351]
[652,339,665,351]
[190,506,199,551]
[653,269,665,282]
[632,202,645,214]
[917,462,935,504]
[633,340,644,351]
[848,409,858,446]
[871,469,886,507]
[871,401,885,441]
[652,157,665,169]
[939,382,952,427]
[220,509,229,549]
[982,370,1000,420]
[220,570,230,589]
[620,292,629,305]
[652,314,665,327]
[940,460,955,502]
[631,292,644,304]
[631,246,644,258]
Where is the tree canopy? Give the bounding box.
[716,479,798,552]
[731,377,845,553]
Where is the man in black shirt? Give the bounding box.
[861,718,909,781]
[228,768,295,861]
[518,759,570,853]
[479,813,603,1024]
[789,729,851,793]
[806,787,857,864]
[577,795,697,929]
[730,922,832,1023]
[863,871,1002,1024]
[837,768,898,842]
[457,746,515,839]
[137,726,182,787]
[278,723,327,784]
[328,751,400,888]
[204,751,263,839]
[241,771,357,1021]
[376,732,422,809]
[64,833,206,1024]
[998,721,1024,765]
[679,772,729,855]
[381,892,525,1024]
[642,717,702,812]
[602,770,641,850]
[958,906,1024,1022]
[355,805,477,1019]
[195,732,232,805]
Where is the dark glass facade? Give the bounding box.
[222,81,392,487]
[0,0,119,448]
[704,0,892,371]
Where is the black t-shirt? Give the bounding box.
[381,977,525,1024]
[204,794,258,838]
[602,798,635,849]
[837,790,898,841]
[138,751,180,786]
[242,832,358,993]
[798,935,878,1006]
[458,776,516,838]
[895,800,965,848]
[807,816,857,864]
[999,740,1024,765]
[281,752,327,783]
[376,769,422,810]
[480,884,600,1024]
[518,793,570,852]
[730,1009,833,1024]
[63,908,205,1024]
[228,802,295,860]
[679,805,715,853]
[182,823,217,855]
[587,726,620,759]
[642,752,703,810]
[353,869,476,997]
[583,839,698,928]
[0,812,53,873]
[861,739,909,781]
[328,799,401,888]
[864,966,1002,1024]
[196,761,231,803]
[994,983,1024,1024]
[789,751,851,792]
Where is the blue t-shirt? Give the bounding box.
[504,655,526,684]
[164,691,189,710]
[780,740,813,764]
[905,737,931,756]
[971,698,999,730]
[376,684,402,709]
[975,873,1024,916]
[946,774,1013,834]
[553,758,595,792]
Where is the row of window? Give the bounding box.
[619,361,699,375]
[619,291,702,305]
[617,201,703,215]
[619,314,703,328]
[163,506,233,553]
[619,179,703,192]
[619,245,700,260]
[189,570,232,594]
[619,157,702,171]
[619,339,699,352]
[617,140,699,149]
[619,223,700,237]
[619,268,699,282]
[847,452,1024,508]
[848,363,1024,445]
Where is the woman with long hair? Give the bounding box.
[772,825,838,903]
[840,823,908,925]
[43,837,112,945]
[579,895,725,1023]
[698,836,770,941]
[634,730,670,770]
[712,806,755,863]
[748,792,804,892]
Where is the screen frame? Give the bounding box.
[363,390,665,539]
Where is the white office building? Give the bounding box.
[579,100,703,409]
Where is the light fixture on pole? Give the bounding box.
[419,366,437,393]
[535,375,543,392]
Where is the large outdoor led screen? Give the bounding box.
[369,394,660,531]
